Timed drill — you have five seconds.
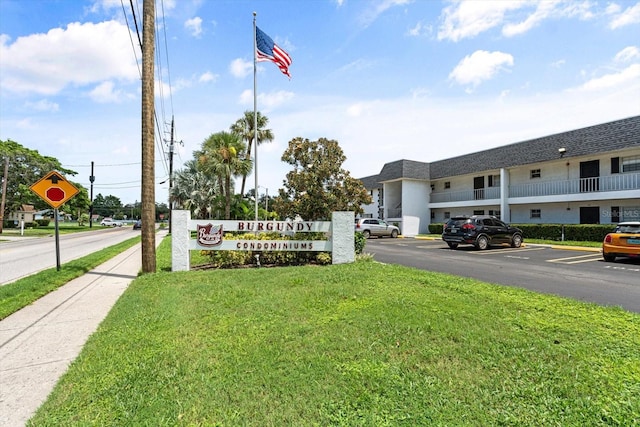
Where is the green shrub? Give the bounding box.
[36,219,50,227]
[514,224,614,242]
[201,231,332,268]
[429,223,444,234]
[354,232,366,254]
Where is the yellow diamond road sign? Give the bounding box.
[30,171,79,209]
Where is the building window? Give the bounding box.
[488,174,500,187]
[622,206,640,221]
[488,210,501,218]
[444,181,451,189]
[430,211,435,220]
[622,155,640,172]
[611,157,620,174]
[611,206,620,223]
[530,169,541,179]
[530,209,541,219]
[444,211,450,219]
[473,210,485,216]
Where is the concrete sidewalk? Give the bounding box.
[0,231,167,426]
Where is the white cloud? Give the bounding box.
[358,0,414,28]
[89,81,128,103]
[406,21,432,37]
[438,1,597,41]
[25,99,60,112]
[449,50,514,88]
[551,59,566,68]
[238,90,294,109]
[575,63,640,91]
[502,1,557,37]
[229,58,253,78]
[438,1,523,41]
[615,46,640,63]
[199,71,218,83]
[185,17,203,37]
[609,2,640,29]
[0,21,139,96]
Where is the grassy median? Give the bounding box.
[0,236,141,320]
[28,237,639,426]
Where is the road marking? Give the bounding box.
[472,247,547,255]
[504,255,530,260]
[547,254,601,264]
[603,265,640,272]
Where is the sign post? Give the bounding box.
[30,171,80,271]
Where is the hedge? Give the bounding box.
[428,222,615,242]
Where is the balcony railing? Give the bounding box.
[430,173,639,203]
[430,186,501,203]
[387,207,402,218]
[509,173,639,198]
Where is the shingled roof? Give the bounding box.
[377,159,430,182]
[359,174,382,190]
[429,116,640,180]
[360,116,640,185]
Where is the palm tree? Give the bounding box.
[230,111,274,195]
[197,131,252,219]
[170,160,219,219]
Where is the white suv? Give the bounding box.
[355,218,400,239]
[100,218,122,227]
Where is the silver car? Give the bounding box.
[355,218,400,238]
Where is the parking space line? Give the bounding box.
[563,257,602,264]
[547,254,602,264]
[472,247,547,255]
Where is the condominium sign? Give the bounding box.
[171,210,355,271]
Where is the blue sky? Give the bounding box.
[1,0,639,206]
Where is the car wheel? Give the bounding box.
[511,234,523,248]
[475,235,489,250]
[363,230,371,239]
[391,229,398,238]
[603,254,616,262]
[447,242,458,249]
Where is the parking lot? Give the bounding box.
[363,237,640,313]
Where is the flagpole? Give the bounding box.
[253,12,259,223]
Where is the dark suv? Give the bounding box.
[442,215,523,250]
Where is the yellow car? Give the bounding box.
[602,221,640,262]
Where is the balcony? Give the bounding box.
[430,186,500,203]
[430,173,639,203]
[509,173,639,198]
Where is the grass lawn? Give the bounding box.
[0,236,141,320]
[28,238,639,426]
[0,223,96,237]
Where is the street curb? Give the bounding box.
[411,236,601,252]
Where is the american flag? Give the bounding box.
[256,26,292,78]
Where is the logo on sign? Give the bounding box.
[197,223,223,247]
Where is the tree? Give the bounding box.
[196,131,251,220]
[170,160,219,219]
[92,194,123,218]
[273,137,372,221]
[230,111,274,196]
[1,139,77,227]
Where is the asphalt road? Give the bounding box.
[0,227,141,286]
[364,237,640,313]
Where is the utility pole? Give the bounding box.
[0,157,8,234]
[141,0,156,273]
[168,116,174,235]
[89,161,95,228]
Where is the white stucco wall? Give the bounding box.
[401,180,430,236]
[361,188,380,218]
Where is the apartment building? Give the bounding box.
[358,116,640,237]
